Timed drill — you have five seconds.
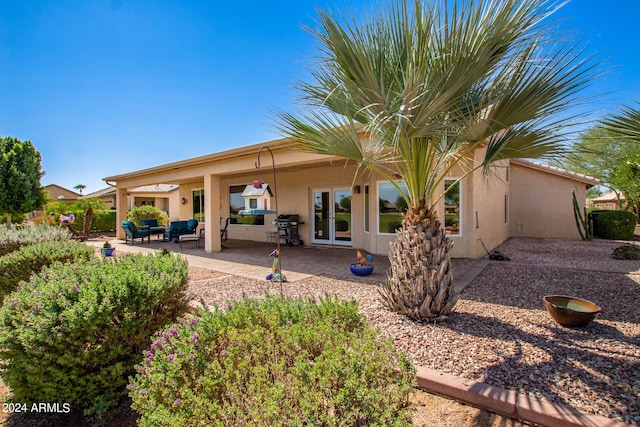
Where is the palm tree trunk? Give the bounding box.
[82,208,93,241]
[379,210,458,322]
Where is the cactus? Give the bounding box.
[573,190,592,241]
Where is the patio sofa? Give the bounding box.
[164,220,198,241]
[122,221,150,245]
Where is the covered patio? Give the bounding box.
[86,236,487,290]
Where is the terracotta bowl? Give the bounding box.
[543,295,601,327]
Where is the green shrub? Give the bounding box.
[130,294,415,426]
[91,209,117,232]
[612,244,640,260]
[0,224,70,257]
[0,240,94,303]
[0,253,190,416]
[127,205,169,227]
[593,210,638,240]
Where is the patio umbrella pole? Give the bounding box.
[255,145,284,297]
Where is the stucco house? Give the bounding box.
[588,191,625,211]
[104,137,597,258]
[43,184,81,203]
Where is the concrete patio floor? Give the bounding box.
[87,235,488,294]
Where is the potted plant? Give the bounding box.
[350,250,374,276]
[101,241,115,257]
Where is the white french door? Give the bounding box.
[311,188,352,246]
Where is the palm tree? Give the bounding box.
[74,184,86,195]
[278,0,598,321]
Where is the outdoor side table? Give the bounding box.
[178,234,200,249]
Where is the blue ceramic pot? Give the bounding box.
[101,247,116,257]
[350,263,374,276]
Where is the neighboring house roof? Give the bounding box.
[591,191,624,202]
[510,159,599,187]
[83,187,116,198]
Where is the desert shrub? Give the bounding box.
[130,294,415,426]
[127,205,169,227]
[0,224,70,257]
[612,244,640,260]
[593,210,638,240]
[0,253,190,417]
[0,240,94,303]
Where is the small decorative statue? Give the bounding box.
[266,249,287,282]
[350,249,374,276]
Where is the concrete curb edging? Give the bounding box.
[416,366,631,427]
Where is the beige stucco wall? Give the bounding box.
[509,163,585,239]
[108,140,591,257]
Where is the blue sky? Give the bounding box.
[1,0,639,194]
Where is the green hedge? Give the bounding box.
[127,206,169,227]
[593,210,638,240]
[0,240,94,303]
[0,224,70,257]
[91,209,117,232]
[0,253,190,416]
[130,294,415,426]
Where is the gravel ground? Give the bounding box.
[187,237,640,425]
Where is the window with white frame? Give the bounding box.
[504,193,509,224]
[229,184,264,225]
[192,189,204,222]
[378,181,408,234]
[364,184,370,233]
[444,179,461,235]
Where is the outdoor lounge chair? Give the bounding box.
[164,220,189,241]
[122,221,150,245]
[186,219,199,234]
[141,219,166,240]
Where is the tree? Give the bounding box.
[601,101,640,220]
[565,106,640,220]
[74,184,86,195]
[0,137,47,227]
[278,0,597,321]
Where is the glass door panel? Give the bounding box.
[311,188,351,246]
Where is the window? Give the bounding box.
[364,184,370,233]
[444,179,461,235]
[378,181,408,234]
[192,189,204,222]
[504,193,509,224]
[229,184,264,225]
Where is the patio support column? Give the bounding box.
[204,173,221,253]
[115,187,128,240]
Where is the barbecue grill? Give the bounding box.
[277,214,302,246]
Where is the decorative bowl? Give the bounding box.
[543,295,601,327]
[350,263,374,276]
